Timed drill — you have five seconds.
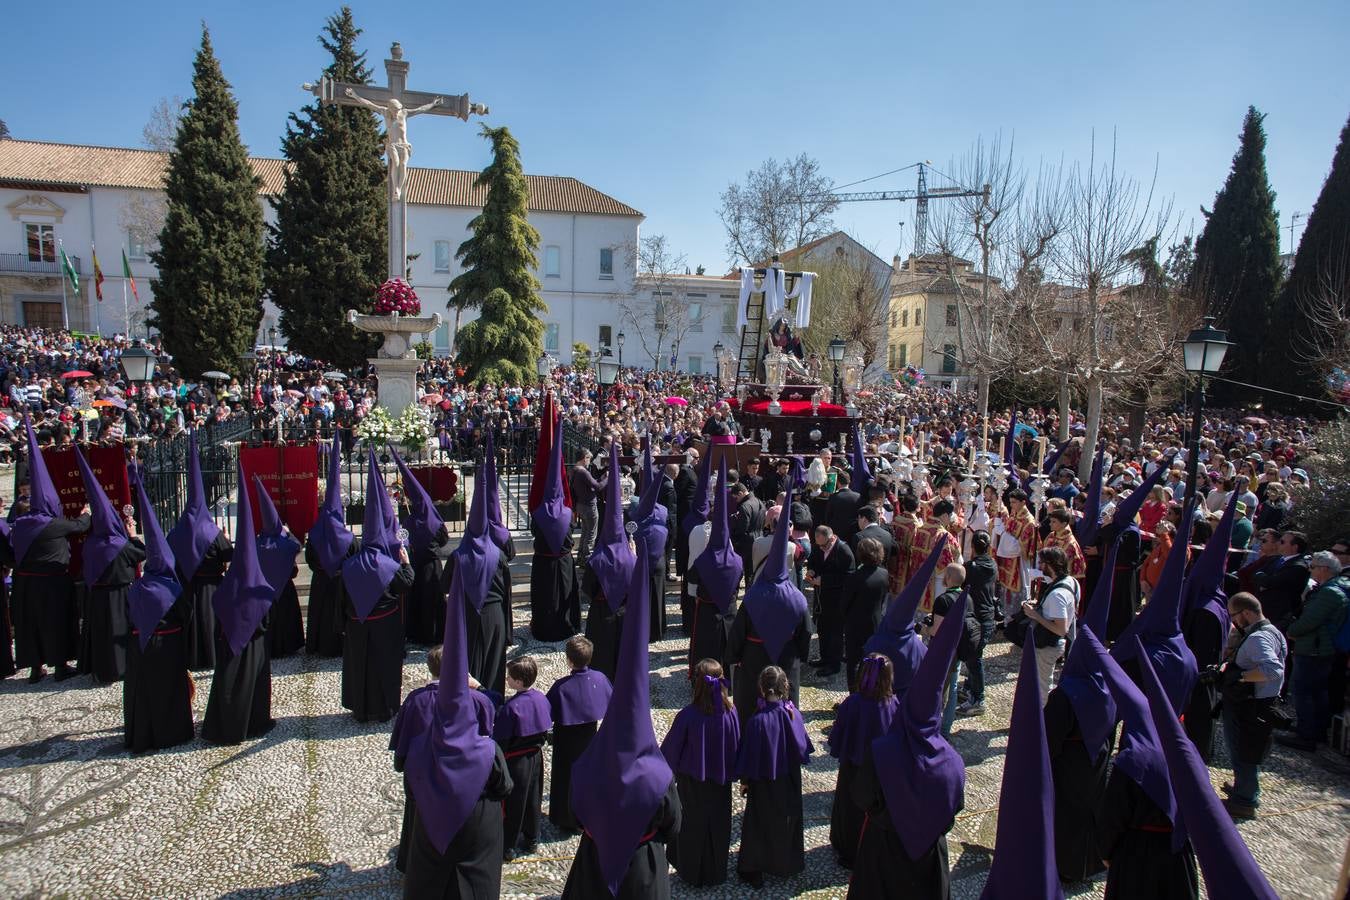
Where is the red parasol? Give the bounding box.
[62,370,94,379]
[420,393,443,405]
[664,396,689,406]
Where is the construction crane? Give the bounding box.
[831,161,990,257]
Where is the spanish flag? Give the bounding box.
[92,249,105,301]
[121,248,139,301]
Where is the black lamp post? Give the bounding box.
[596,348,619,426]
[617,330,625,369]
[267,326,277,350]
[239,348,257,423]
[828,334,847,404]
[120,339,157,385]
[713,340,725,392]
[1180,316,1233,502]
[536,350,551,389]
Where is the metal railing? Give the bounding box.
[0,253,82,276]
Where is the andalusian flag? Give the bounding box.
[59,245,79,293]
[121,249,140,300]
[92,249,105,301]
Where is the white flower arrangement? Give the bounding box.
[356,405,396,443]
[395,404,434,449]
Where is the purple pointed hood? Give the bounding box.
[863,540,946,694]
[482,431,512,550]
[1112,499,1199,713]
[1089,627,1186,851]
[1076,443,1105,546]
[252,475,300,602]
[127,461,183,650]
[850,422,872,496]
[691,458,743,612]
[742,462,808,661]
[74,444,128,585]
[980,636,1063,900]
[1057,533,1121,756]
[1134,640,1279,899]
[1182,490,1237,648]
[587,444,635,612]
[392,446,444,555]
[12,417,65,565]
[572,535,675,896]
[1042,438,1071,475]
[452,453,503,612]
[874,592,967,858]
[309,438,353,577]
[531,413,571,554]
[211,460,275,657]
[679,448,712,537]
[167,430,221,581]
[633,446,668,571]
[634,442,667,528]
[1108,451,1176,533]
[406,564,499,855]
[1002,410,1023,490]
[340,453,403,621]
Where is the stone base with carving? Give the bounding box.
[347,310,441,412]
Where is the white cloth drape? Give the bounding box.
[786,272,816,328]
[738,267,785,328]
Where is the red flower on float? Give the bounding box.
[374,278,421,316]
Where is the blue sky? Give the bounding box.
[5,0,1347,272]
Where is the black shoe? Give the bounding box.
[1220,782,1234,797]
[1222,798,1257,820]
[27,666,46,684]
[517,841,538,857]
[503,847,517,863]
[1275,733,1318,752]
[54,664,77,682]
[738,871,764,888]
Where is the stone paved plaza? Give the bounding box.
[2,540,1347,899]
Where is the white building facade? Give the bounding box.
[0,139,644,363]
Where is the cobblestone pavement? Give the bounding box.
[1,541,1347,898]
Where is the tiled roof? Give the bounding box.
[0,139,642,217]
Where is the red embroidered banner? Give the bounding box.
[43,443,133,577]
[406,464,458,503]
[239,444,320,540]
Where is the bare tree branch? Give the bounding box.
[718,154,840,265]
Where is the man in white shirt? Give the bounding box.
[1021,545,1078,704]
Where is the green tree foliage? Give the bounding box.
[1270,114,1350,395]
[149,27,264,378]
[1288,417,1350,548]
[1189,107,1283,401]
[266,7,385,368]
[451,126,545,384]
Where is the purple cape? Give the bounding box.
[309,438,353,577]
[547,668,613,726]
[734,698,814,780]
[127,462,183,650]
[492,689,553,743]
[452,454,502,612]
[849,421,872,496]
[405,565,498,855]
[167,430,221,581]
[660,699,740,785]
[863,540,947,695]
[980,633,1062,900]
[252,475,300,602]
[1133,640,1280,899]
[340,453,402,621]
[587,444,635,611]
[741,462,808,661]
[1076,443,1105,546]
[483,431,512,550]
[828,690,898,766]
[570,536,674,897]
[211,460,275,657]
[391,446,444,554]
[74,444,128,585]
[1057,534,1121,756]
[690,458,743,612]
[1087,627,1187,851]
[873,593,967,857]
[12,417,65,565]
[679,448,712,537]
[530,412,572,554]
[1182,490,1239,650]
[633,445,668,569]
[1112,498,1199,713]
[390,683,439,767]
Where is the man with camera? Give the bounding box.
[1018,545,1078,705]
[1219,592,1286,819]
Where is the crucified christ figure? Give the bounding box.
[344,88,445,201]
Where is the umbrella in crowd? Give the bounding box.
[664,396,688,406]
[420,393,443,405]
[62,370,94,379]
[323,371,347,381]
[202,371,231,381]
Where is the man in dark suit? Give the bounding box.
[824,470,863,548]
[1253,530,1312,630]
[853,504,895,569]
[729,482,766,590]
[740,458,764,498]
[755,458,786,505]
[807,524,854,678]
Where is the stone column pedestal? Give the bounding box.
[347,310,441,413]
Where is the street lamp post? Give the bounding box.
[239,348,257,425]
[828,334,847,404]
[536,351,551,389]
[120,339,158,386]
[1180,316,1233,502]
[617,330,625,369]
[712,340,724,392]
[596,348,619,428]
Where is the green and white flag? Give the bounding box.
[59,244,80,293]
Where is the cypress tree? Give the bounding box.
[266,7,386,368]
[451,126,545,384]
[1189,106,1283,401]
[150,27,265,378]
[1270,114,1350,395]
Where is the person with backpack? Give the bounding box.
[1277,552,1350,752]
[1220,592,1286,819]
[1019,546,1079,705]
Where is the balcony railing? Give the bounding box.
[0,253,83,276]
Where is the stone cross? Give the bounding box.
[303,42,489,280]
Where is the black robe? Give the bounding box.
[443,553,510,697]
[1089,525,1141,642]
[1045,687,1112,884]
[562,780,681,900]
[12,513,89,669]
[266,573,305,660]
[404,530,451,646]
[583,568,625,681]
[846,748,952,900]
[1181,607,1225,763]
[124,593,195,752]
[738,761,805,879]
[82,539,146,683]
[342,564,414,723]
[529,529,580,642]
[830,759,865,868]
[302,543,345,657]
[201,617,275,745]
[724,604,813,734]
[500,726,548,852]
[669,773,732,886]
[402,745,513,900]
[687,586,736,678]
[0,529,15,679]
[182,533,233,670]
[1096,769,1199,900]
[548,721,597,833]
